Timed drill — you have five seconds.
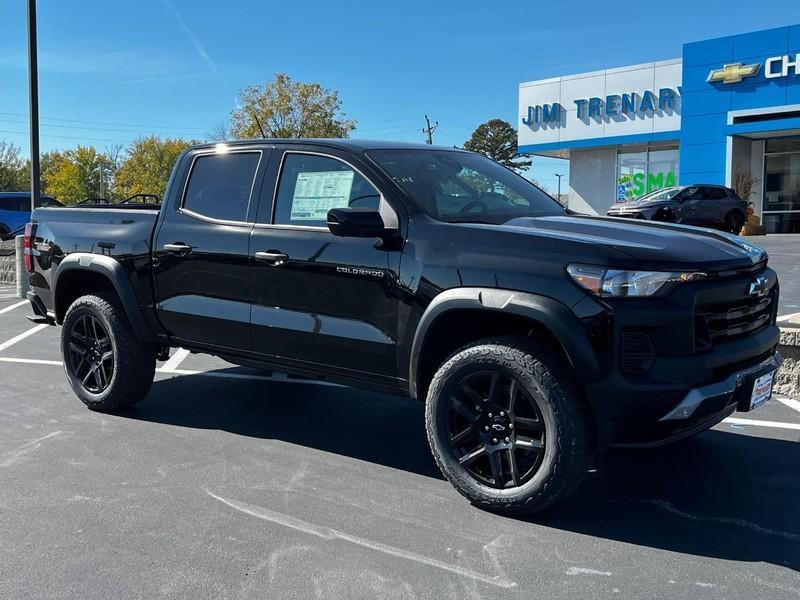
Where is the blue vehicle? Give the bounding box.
[0,192,62,239]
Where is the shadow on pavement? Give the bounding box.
[129,369,442,479]
[130,370,800,570]
[536,431,800,571]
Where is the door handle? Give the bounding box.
[163,243,192,254]
[255,251,289,266]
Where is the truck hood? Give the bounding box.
[499,215,766,271]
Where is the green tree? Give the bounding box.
[113,136,193,199]
[463,119,531,172]
[0,141,29,191]
[230,73,356,139]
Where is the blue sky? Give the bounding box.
[0,1,797,193]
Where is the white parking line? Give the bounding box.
[160,348,190,372]
[776,312,800,323]
[776,395,800,414]
[723,417,800,431]
[0,357,62,366]
[0,324,48,353]
[0,300,28,316]
[0,355,339,387]
[0,353,796,427]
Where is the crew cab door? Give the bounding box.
[248,148,402,383]
[153,147,267,349]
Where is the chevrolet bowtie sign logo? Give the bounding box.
[707,62,761,84]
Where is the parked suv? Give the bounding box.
[24,141,781,513]
[0,192,61,239]
[607,185,748,234]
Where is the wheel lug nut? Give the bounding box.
[509,424,513,430]
[488,413,493,418]
[504,437,510,443]
[500,411,505,417]
[484,426,489,431]
[475,405,481,412]
[492,438,498,444]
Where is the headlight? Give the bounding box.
[567,264,706,297]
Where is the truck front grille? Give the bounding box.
[695,290,775,345]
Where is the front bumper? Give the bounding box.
[584,295,781,447]
[660,351,782,421]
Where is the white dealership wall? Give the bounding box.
[518,60,682,214]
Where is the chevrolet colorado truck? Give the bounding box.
[25,140,782,513]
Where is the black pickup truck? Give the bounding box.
[25,140,782,513]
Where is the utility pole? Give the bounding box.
[27,0,41,211]
[422,115,438,145]
[555,173,564,204]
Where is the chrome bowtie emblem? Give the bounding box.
[748,275,769,297]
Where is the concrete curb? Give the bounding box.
[776,326,800,397]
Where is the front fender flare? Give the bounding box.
[408,287,602,400]
[54,253,154,343]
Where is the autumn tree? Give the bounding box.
[0,141,28,191]
[41,146,116,204]
[230,73,356,139]
[464,119,531,172]
[113,136,193,199]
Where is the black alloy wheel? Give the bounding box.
[447,370,546,489]
[66,314,115,394]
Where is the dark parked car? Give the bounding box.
[607,185,748,234]
[0,192,61,239]
[24,140,781,513]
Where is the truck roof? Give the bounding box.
[188,139,468,153]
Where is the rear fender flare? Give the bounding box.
[409,287,601,400]
[54,253,154,343]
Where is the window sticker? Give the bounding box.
[290,170,355,221]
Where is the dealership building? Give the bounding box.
[518,24,800,233]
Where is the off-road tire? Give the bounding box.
[61,292,156,411]
[425,336,593,514]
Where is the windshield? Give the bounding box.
[628,187,680,203]
[366,149,565,224]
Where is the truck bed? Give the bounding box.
[29,206,161,313]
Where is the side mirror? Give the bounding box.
[327,207,390,238]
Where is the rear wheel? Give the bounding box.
[61,293,156,411]
[724,211,744,234]
[425,337,593,514]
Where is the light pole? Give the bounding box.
[555,173,564,203]
[27,0,41,211]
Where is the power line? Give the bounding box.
[0,127,139,144]
[0,117,202,137]
[0,111,207,133]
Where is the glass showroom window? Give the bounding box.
[762,138,800,233]
[615,147,679,202]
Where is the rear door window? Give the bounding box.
[182,152,261,222]
[0,198,24,211]
[705,187,728,200]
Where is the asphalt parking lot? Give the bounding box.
[756,235,800,317]
[1,274,799,598]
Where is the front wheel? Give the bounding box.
[61,292,156,411]
[425,337,593,514]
